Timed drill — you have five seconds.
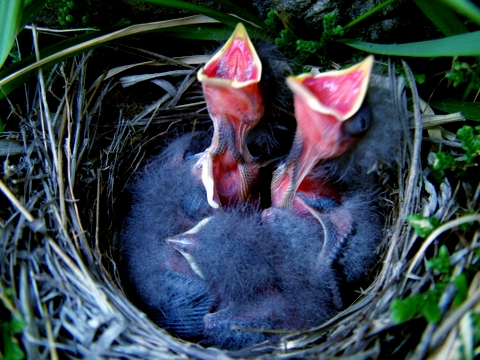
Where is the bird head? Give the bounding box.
[286,55,373,163]
[271,56,374,209]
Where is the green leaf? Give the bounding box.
[430,151,459,182]
[390,294,424,324]
[343,0,396,30]
[472,312,480,344]
[338,31,480,57]
[154,23,232,40]
[457,125,480,163]
[2,325,25,360]
[132,0,251,30]
[395,65,425,87]
[421,293,442,323]
[0,0,25,68]
[432,151,457,172]
[414,0,468,36]
[7,313,25,335]
[408,214,441,238]
[20,0,49,30]
[439,0,480,27]
[210,0,263,27]
[0,16,223,100]
[453,273,468,306]
[426,245,451,274]
[430,99,480,121]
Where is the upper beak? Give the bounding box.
[165,217,212,279]
[271,56,374,209]
[196,23,264,209]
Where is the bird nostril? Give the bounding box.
[343,104,372,136]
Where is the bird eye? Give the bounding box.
[343,104,372,136]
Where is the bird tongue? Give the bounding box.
[272,56,374,209]
[197,23,264,209]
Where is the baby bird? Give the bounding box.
[268,57,390,303]
[120,23,276,341]
[166,207,337,350]
[196,22,265,208]
[120,133,215,339]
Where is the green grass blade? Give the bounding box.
[21,0,49,29]
[0,0,24,68]
[209,0,263,27]
[133,0,241,28]
[343,0,396,29]
[0,15,221,100]
[338,30,480,57]
[430,99,480,121]
[440,0,480,26]
[414,0,468,36]
[156,23,232,39]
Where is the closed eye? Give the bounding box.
[343,104,372,136]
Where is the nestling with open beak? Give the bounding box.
[120,25,404,349]
[120,23,270,342]
[268,56,387,302]
[196,22,265,209]
[271,56,375,212]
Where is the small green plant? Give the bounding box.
[48,0,75,26]
[457,125,480,164]
[446,59,480,101]
[408,214,440,238]
[390,245,469,324]
[395,65,426,88]
[295,13,344,72]
[0,289,25,360]
[266,10,344,74]
[430,125,480,182]
[8,41,21,64]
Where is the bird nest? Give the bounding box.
[1,40,479,359]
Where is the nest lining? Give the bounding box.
[1,42,479,360]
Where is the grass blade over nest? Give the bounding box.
[413,0,469,36]
[343,0,396,30]
[338,31,480,57]
[133,0,252,28]
[0,15,220,100]
[0,0,24,68]
[210,0,263,27]
[439,0,480,26]
[430,99,480,121]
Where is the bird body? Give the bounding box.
[120,134,215,339]
[167,207,336,349]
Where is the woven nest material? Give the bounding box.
[1,43,479,359]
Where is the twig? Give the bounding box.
[0,179,35,222]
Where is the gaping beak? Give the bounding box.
[165,217,212,280]
[271,56,374,209]
[197,23,264,209]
